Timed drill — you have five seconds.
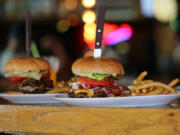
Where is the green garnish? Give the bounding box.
[31,41,40,57]
[74,72,118,80]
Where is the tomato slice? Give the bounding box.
[78,77,114,86]
[10,77,26,82]
[42,73,50,78]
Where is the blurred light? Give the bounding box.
[84,23,96,33]
[58,1,67,18]
[67,14,80,27]
[103,23,119,37]
[140,0,154,18]
[82,0,96,8]
[104,24,133,45]
[83,22,96,49]
[84,32,96,41]
[56,19,70,33]
[84,40,94,49]
[82,10,96,23]
[84,23,133,49]
[154,0,178,23]
[65,0,78,10]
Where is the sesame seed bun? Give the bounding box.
[72,57,125,75]
[4,57,50,72]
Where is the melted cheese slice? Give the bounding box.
[74,89,93,98]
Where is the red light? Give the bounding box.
[103,23,133,45]
[84,23,133,49]
[103,23,119,37]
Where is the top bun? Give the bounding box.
[72,57,125,75]
[4,57,50,72]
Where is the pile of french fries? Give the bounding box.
[46,81,69,93]
[128,71,179,96]
[46,76,78,94]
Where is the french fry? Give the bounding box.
[149,86,154,91]
[135,89,140,93]
[142,89,148,94]
[168,89,178,94]
[140,82,174,92]
[46,87,69,94]
[163,90,169,94]
[128,86,135,89]
[168,78,179,87]
[136,71,147,81]
[132,92,145,96]
[145,89,164,95]
[133,82,175,92]
[133,80,138,85]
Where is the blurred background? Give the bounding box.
[0,0,180,87]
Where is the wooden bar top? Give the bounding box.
[0,105,180,135]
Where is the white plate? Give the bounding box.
[0,93,68,104]
[54,92,180,107]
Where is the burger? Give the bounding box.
[68,57,127,98]
[4,57,53,93]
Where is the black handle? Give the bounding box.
[95,5,106,49]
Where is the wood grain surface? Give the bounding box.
[0,105,180,135]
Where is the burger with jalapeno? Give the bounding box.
[68,57,127,98]
[4,57,53,93]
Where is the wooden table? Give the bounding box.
[0,104,180,135]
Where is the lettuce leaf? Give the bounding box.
[74,72,118,80]
[5,71,47,80]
